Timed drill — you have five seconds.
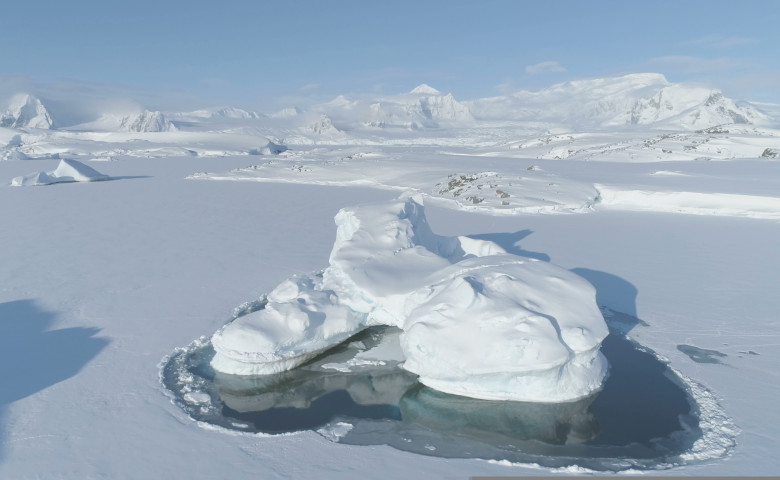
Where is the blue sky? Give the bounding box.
[2,0,778,113]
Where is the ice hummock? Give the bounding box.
[11,159,109,186]
[211,196,609,402]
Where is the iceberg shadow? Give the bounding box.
[108,175,152,181]
[467,230,551,262]
[0,300,109,463]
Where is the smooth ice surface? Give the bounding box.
[11,158,109,186]
[211,197,609,402]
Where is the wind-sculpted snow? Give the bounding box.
[11,158,108,186]
[596,185,780,220]
[188,151,601,215]
[211,197,609,402]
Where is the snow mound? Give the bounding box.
[1,149,31,161]
[249,140,288,155]
[1,94,54,129]
[596,184,780,220]
[211,197,609,402]
[11,158,109,186]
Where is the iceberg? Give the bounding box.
[11,158,109,186]
[211,196,609,402]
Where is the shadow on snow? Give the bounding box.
[0,299,109,463]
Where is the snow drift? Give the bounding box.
[211,197,609,402]
[11,158,109,186]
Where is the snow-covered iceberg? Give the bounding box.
[211,197,609,402]
[11,159,109,186]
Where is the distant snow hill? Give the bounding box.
[0,94,55,129]
[317,84,474,130]
[75,110,178,132]
[467,73,767,130]
[0,73,773,136]
[172,107,262,121]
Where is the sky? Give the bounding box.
[1,0,778,116]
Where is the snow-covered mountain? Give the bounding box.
[120,110,177,132]
[274,76,762,133]
[77,110,178,132]
[1,94,55,129]
[302,115,333,134]
[468,73,766,130]
[173,106,261,121]
[269,106,303,119]
[309,84,474,130]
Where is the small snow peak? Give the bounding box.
[410,84,441,96]
[119,110,177,132]
[1,93,54,129]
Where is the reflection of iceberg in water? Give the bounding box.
[212,326,600,446]
[399,385,599,446]
[212,327,418,433]
[216,368,417,413]
[214,368,418,433]
[162,312,734,471]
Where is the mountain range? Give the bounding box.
[2,74,774,134]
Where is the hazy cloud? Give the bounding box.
[525,61,566,75]
[494,81,518,94]
[644,55,750,75]
[690,35,759,48]
[300,83,321,92]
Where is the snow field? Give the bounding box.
[1,73,780,477]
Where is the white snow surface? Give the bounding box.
[2,75,780,478]
[211,197,608,402]
[11,158,109,186]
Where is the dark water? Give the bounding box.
[162,314,705,471]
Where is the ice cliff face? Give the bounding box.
[1,94,54,129]
[210,197,609,403]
